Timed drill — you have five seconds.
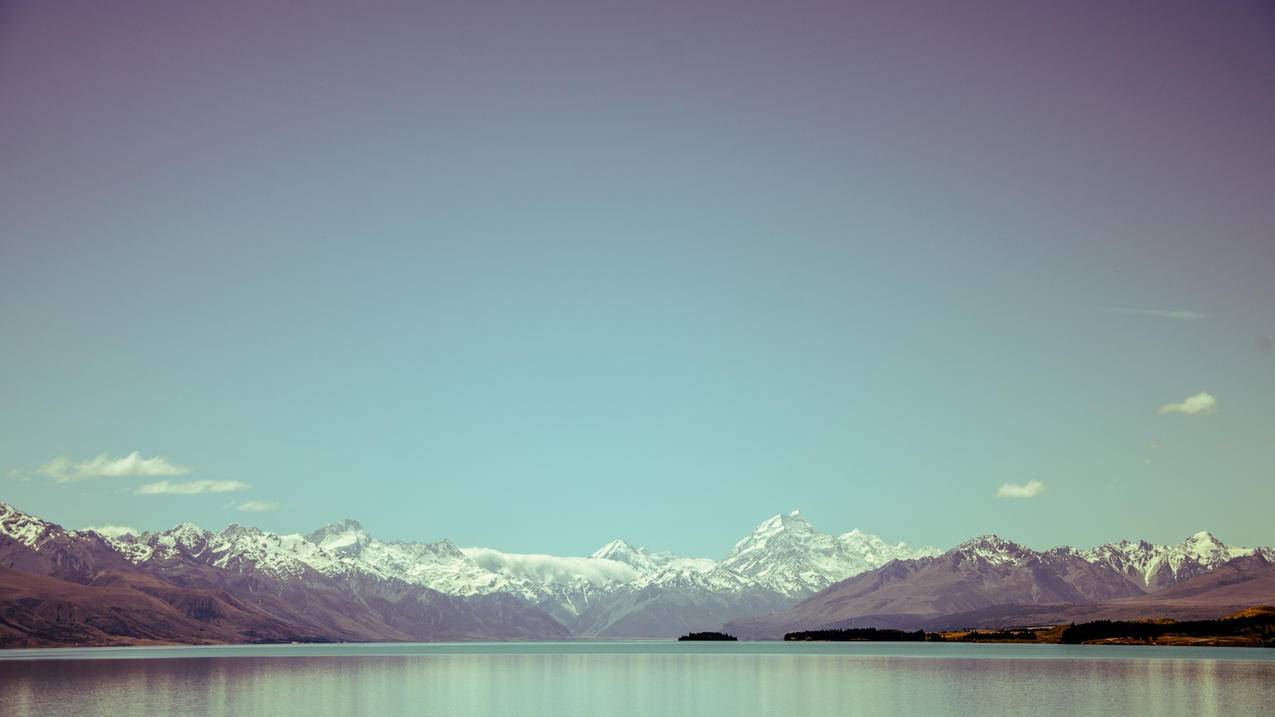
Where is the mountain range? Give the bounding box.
[725,533,1275,638]
[2,500,1272,647]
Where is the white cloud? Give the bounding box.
[1107,308,1208,320]
[39,451,191,483]
[86,524,140,538]
[1158,391,1218,416]
[135,479,249,495]
[235,500,278,512]
[462,548,641,586]
[997,480,1046,499]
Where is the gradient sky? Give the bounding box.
[2,1,1273,557]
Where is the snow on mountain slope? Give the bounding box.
[16,498,1270,640]
[301,520,657,626]
[0,504,940,614]
[286,512,934,632]
[941,532,1275,594]
[589,539,717,575]
[717,510,941,597]
[532,511,942,635]
[726,530,1275,638]
[103,522,352,583]
[214,524,346,580]
[1080,531,1275,590]
[1,502,574,644]
[0,501,144,583]
[305,519,369,556]
[305,520,545,600]
[570,567,794,637]
[467,549,632,618]
[0,501,59,549]
[950,534,1034,567]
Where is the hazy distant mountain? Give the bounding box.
[724,533,1275,638]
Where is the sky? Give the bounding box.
[2,1,1273,557]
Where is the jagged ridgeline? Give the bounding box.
[726,533,1275,639]
[0,503,941,645]
[3,500,1275,647]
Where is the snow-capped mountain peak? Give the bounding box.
[159,522,215,552]
[587,539,711,575]
[749,510,815,540]
[1182,530,1229,561]
[0,501,58,549]
[719,512,939,597]
[591,539,645,563]
[305,519,370,556]
[297,521,537,598]
[951,534,1030,565]
[9,496,1272,642]
[1080,531,1267,589]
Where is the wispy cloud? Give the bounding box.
[136,479,249,495]
[462,548,641,586]
[39,451,191,483]
[1158,391,1218,416]
[86,524,139,538]
[996,480,1046,499]
[235,500,278,512]
[1107,307,1208,320]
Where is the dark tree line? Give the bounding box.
[678,631,738,641]
[1060,614,1275,645]
[784,628,929,642]
[957,629,1037,641]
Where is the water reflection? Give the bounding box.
[2,652,1272,717]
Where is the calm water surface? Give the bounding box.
[2,641,1273,717]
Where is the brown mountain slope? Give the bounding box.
[0,566,312,647]
[727,553,1275,636]
[0,507,571,647]
[1009,555,1275,627]
[725,536,1147,638]
[124,531,570,642]
[1138,554,1275,606]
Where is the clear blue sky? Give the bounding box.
[2,1,1273,556]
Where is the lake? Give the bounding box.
[2,642,1273,716]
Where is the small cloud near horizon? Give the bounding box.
[1106,307,1208,320]
[1158,391,1218,416]
[39,451,191,483]
[86,524,139,538]
[235,500,278,512]
[136,479,249,495]
[997,480,1046,499]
